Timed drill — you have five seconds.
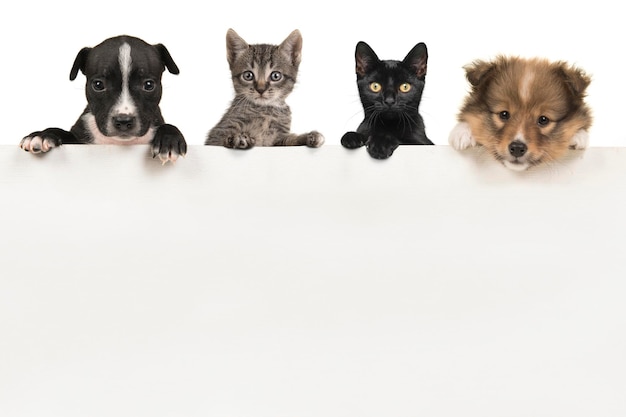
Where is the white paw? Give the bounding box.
[569,129,589,149]
[448,122,476,150]
[156,150,181,165]
[19,135,57,154]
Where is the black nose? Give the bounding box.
[509,141,527,158]
[384,93,396,107]
[113,114,135,131]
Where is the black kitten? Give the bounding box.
[341,41,433,159]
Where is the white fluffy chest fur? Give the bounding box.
[82,113,155,145]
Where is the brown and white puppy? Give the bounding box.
[449,56,592,171]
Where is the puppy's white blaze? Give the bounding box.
[448,121,476,149]
[83,114,155,145]
[570,129,589,149]
[520,70,535,103]
[114,43,136,115]
[514,131,527,143]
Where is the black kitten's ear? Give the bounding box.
[403,43,428,80]
[226,28,249,68]
[355,41,379,77]
[154,43,180,75]
[69,47,91,81]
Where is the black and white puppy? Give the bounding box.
[20,35,187,163]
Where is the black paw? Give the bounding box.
[20,128,68,153]
[341,132,366,149]
[366,138,399,160]
[151,124,187,164]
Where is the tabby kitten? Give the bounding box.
[205,29,324,148]
[341,41,433,159]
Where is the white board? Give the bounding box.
[1,144,624,417]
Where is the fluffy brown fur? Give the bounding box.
[449,56,592,171]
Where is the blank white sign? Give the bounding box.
[1,144,624,417]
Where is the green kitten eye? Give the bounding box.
[242,71,254,82]
[399,83,411,93]
[370,82,382,93]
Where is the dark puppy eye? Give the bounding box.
[143,80,156,91]
[270,71,282,82]
[242,71,254,82]
[91,80,105,92]
[499,111,510,120]
[537,115,550,126]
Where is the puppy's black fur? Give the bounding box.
[21,35,186,163]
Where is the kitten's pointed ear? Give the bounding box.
[226,28,249,68]
[355,42,378,77]
[279,29,303,67]
[69,47,91,81]
[404,43,428,80]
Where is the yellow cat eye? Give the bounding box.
[369,82,382,93]
[399,83,412,93]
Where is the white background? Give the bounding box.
[3,0,624,147]
[2,3,626,416]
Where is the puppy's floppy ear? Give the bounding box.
[557,62,591,97]
[355,41,379,78]
[279,29,303,67]
[69,47,91,81]
[154,44,180,75]
[464,59,496,87]
[226,28,249,69]
[403,42,428,80]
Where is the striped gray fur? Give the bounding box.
[205,29,324,148]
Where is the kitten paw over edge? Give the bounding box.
[227,134,256,149]
[340,132,365,149]
[306,131,325,148]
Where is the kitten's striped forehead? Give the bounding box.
[252,64,272,79]
[233,43,298,81]
[250,44,279,67]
